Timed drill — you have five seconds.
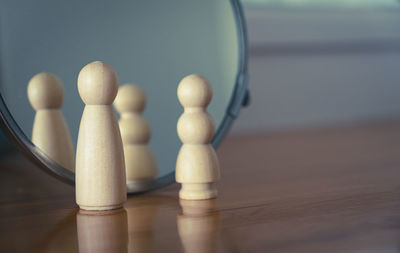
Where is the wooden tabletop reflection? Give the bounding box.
[1,122,400,252]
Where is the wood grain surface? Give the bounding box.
[1,121,400,252]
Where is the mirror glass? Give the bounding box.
[0,0,246,192]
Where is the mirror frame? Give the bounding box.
[0,0,249,194]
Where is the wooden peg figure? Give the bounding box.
[75,61,126,211]
[27,73,75,171]
[114,84,158,185]
[176,74,220,200]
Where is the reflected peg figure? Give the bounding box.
[76,61,126,211]
[114,84,158,185]
[27,73,75,171]
[177,199,221,252]
[176,74,220,200]
[77,209,128,253]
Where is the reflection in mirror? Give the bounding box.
[27,73,75,172]
[77,209,128,253]
[115,84,159,185]
[177,199,222,252]
[0,0,243,192]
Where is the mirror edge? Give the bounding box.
[0,0,249,194]
[0,94,75,184]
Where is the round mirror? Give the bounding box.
[0,0,248,193]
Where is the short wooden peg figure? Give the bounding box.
[175,74,220,200]
[75,61,126,211]
[27,72,75,171]
[114,84,158,186]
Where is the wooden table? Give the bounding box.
[1,122,400,252]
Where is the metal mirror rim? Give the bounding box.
[0,0,249,194]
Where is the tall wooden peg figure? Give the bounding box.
[75,61,126,211]
[114,84,158,186]
[27,73,75,171]
[176,74,220,200]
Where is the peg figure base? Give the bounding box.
[78,204,123,211]
[179,183,217,200]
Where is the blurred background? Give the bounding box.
[233,0,400,134]
[0,0,239,176]
[1,0,400,149]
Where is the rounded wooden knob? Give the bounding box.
[177,113,215,144]
[177,74,212,108]
[114,84,146,113]
[27,73,64,110]
[78,61,118,105]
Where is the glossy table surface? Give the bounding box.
[1,122,400,252]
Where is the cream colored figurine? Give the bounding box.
[176,74,220,200]
[114,84,158,185]
[75,61,126,211]
[27,73,75,171]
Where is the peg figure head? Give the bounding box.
[177,74,212,108]
[78,61,118,105]
[27,72,64,110]
[114,84,146,113]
